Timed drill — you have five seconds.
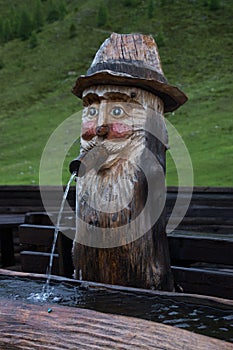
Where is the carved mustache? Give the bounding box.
[81,122,138,141]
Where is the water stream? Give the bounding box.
[29,172,76,301]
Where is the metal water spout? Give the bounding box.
[69,146,109,177]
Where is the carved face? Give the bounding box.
[75,85,167,248]
[80,86,154,157]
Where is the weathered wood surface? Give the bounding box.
[0,185,232,217]
[168,231,233,265]
[0,298,232,350]
[0,214,25,267]
[172,266,233,300]
[20,251,60,275]
[19,225,74,277]
[17,221,233,298]
[0,185,75,214]
[73,85,173,291]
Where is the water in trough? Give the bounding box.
[0,275,232,343]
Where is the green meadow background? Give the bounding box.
[0,0,232,186]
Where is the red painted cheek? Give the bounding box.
[108,123,133,139]
[81,121,96,141]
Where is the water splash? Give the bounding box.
[28,172,76,302]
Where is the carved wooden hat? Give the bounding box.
[72,33,187,112]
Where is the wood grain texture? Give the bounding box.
[0,298,232,350]
[73,86,173,291]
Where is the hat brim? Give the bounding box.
[72,71,188,113]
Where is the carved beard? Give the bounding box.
[77,130,145,222]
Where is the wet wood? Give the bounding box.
[1,268,233,306]
[0,297,232,350]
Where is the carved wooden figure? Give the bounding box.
[70,33,187,291]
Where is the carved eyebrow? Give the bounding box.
[82,93,101,106]
[82,91,138,106]
[103,92,132,102]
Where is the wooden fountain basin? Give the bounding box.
[0,269,232,350]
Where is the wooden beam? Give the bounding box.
[19,224,55,246]
[0,227,15,267]
[172,266,233,299]
[0,298,231,350]
[20,251,59,275]
[168,232,233,265]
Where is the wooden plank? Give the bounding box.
[0,227,15,267]
[0,298,231,350]
[0,206,45,214]
[19,223,74,277]
[174,224,233,234]
[0,214,25,226]
[177,216,233,225]
[24,212,53,225]
[172,266,233,299]
[0,185,232,216]
[24,212,76,227]
[0,185,76,214]
[167,206,233,218]
[167,186,233,193]
[20,251,59,275]
[168,233,233,265]
[185,206,233,218]
[19,224,56,246]
[0,215,25,267]
[19,224,75,246]
[166,188,233,208]
[57,233,74,278]
[0,199,64,208]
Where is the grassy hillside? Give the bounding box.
[0,0,232,186]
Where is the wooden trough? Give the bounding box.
[0,269,233,350]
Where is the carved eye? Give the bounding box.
[111,106,124,117]
[89,107,98,117]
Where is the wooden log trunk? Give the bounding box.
[0,297,232,350]
[72,86,173,291]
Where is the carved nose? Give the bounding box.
[96,125,109,137]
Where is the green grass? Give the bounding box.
[0,0,232,186]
